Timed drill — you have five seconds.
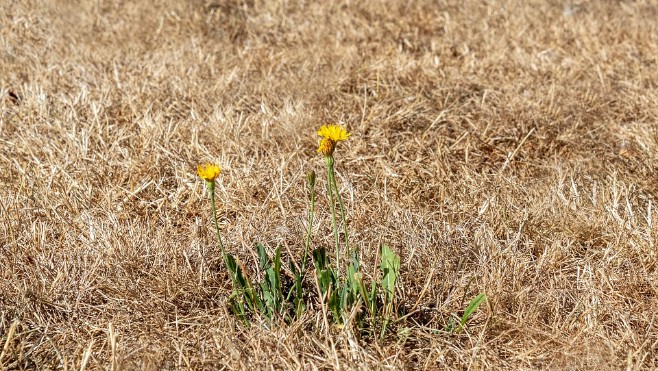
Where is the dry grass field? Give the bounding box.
[2,0,658,369]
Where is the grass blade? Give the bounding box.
[380,244,400,306]
[456,293,487,333]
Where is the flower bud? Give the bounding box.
[307,170,316,188]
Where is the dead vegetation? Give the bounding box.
[1,0,658,369]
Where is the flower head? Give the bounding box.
[317,124,350,156]
[318,124,351,142]
[197,163,221,182]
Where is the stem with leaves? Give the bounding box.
[209,182,239,292]
[209,184,225,257]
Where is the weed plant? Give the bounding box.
[198,125,484,338]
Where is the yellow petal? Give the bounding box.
[318,124,351,142]
[197,163,221,182]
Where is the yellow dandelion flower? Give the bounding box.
[317,124,350,156]
[197,163,221,182]
[317,124,351,142]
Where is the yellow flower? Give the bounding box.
[197,163,221,182]
[317,124,351,142]
[317,124,350,156]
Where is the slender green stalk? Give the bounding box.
[209,183,238,290]
[325,156,341,278]
[209,183,252,324]
[209,185,226,257]
[329,163,350,256]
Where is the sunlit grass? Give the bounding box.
[2,0,657,368]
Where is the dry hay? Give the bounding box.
[1,0,658,369]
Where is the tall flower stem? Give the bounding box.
[325,156,342,278]
[209,183,238,291]
[209,185,226,257]
[329,163,350,257]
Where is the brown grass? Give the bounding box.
[2,0,658,369]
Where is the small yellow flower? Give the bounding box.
[317,124,350,156]
[197,163,221,182]
[317,124,351,142]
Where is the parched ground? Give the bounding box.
[1,0,658,369]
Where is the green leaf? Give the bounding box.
[273,246,282,301]
[226,253,262,314]
[316,270,330,295]
[354,272,374,316]
[286,261,298,302]
[349,251,360,272]
[312,248,328,271]
[225,254,246,290]
[313,248,337,295]
[225,254,237,278]
[347,261,358,292]
[255,244,284,318]
[369,280,377,314]
[328,288,341,321]
[380,244,400,305]
[456,293,487,333]
[293,269,305,318]
[260,280,274,318]
[265,246,283,313]
[339,281,351,312]
[228,297,249,326]
[378,245,400,338]
[257,243,270,271]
